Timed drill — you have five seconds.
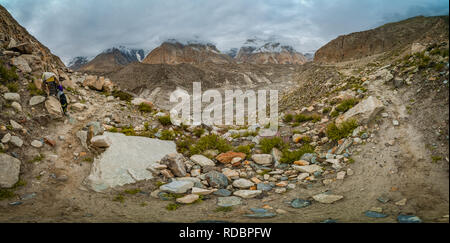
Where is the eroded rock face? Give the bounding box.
[84,132,177,192]
[314,16,449,63]
[0,153,21,188]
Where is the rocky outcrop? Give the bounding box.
[0,5,65,70]
[142,41,233,65]
[314,16,449,63]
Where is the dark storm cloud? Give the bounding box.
[0,0,448,64]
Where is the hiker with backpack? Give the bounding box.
[41,72,68,115]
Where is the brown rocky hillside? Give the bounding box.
[314,15,449,63]
[0,5,65,70]
[142,41,233,65]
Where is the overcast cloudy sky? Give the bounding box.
[1,0,448,64]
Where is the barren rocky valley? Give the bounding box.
[0,4,449,223]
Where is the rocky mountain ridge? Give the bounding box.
[314,15,449,63]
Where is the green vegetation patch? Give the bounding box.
[280,144,315,164]
[260,137,286,154]
[189,134,232,155]
[326,120,358,141]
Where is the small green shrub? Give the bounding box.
[260,137,286,154]
[6,82,19,92]
[0,189,15,201]
[330,110,340,118]
[166,203,180,211]
[283,114,294,123]
[160,130,175,140]
[214,206,233,212]
[124,188,141,195]
[29,154,45,163]
[189,134,232,155]
[112,90,133,102]
[158,115,172,126]
[322,107,331,114]
[0,62,18,84]
[113,194,125,203]
[280,144,315,164]
[431,156,442,163]
[108,127,118,133]
[193,127,205,137]
[234,144,254,159]
[294,114,321,123]
[27,82,45,96]
[176,137,195,155]
[231,131,258,139]
[138,103,153,113]
[326,120,358,141]
[120,126,136,136]
[335,99,358,113]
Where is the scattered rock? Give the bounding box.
[291,198,312,208]
[176,194,199,204]
[29,96,46,106]
[205,171,229,189]
[0,153,21,188]
[365,211,388,218]
[395,198,407,206]
[10,136,23,147]
[90,135,112,148]
[232,178,255,189]
[217,196,242,207]
[216,151,246,164]
[233,190,262,199]
[293,165,323,173]
[160,153,187,177]
[397,215,422,223]
[192,187,215,195]
[11,102,22,112]
[245,212,277,218]
[336,171,346,180]
[1,133,11,143]
[257,183,273,191]
[214,189,232,197]
[45,96,63,117]
[10,120,23,129]
[160,180,194,194]
[313,193,343,204]
[190,154,215,167]
[251,154,273,166]
[31,140,43,148]
[3,93,20,102]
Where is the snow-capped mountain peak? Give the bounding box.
[101,45,149,63]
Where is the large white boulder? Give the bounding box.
[336,96,384,126]
[84,132,177,192]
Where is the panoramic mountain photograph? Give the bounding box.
[0,0,449,230]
